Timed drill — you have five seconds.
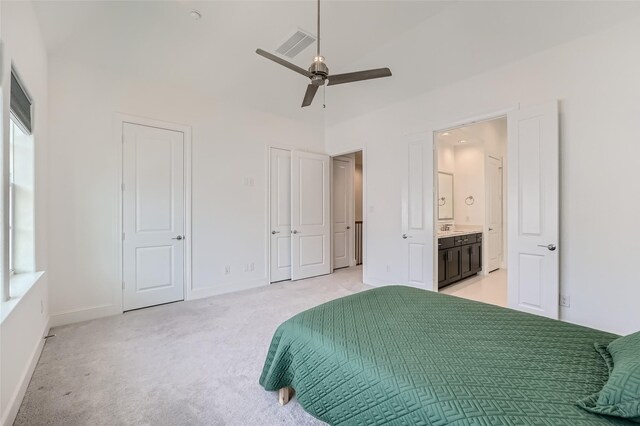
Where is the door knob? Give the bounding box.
[292,230,299,234]
[271,230,280,235]
[489,228,494,231]
[402,234,412,239]
[538,244,557,251]
[172,235,184,240]
[346,226,351,229]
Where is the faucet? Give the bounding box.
[440,224,452,232]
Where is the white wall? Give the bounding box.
[0,2,50,424]
[325,17,640,335]
[453,144,485,227]
[46,55,324,325]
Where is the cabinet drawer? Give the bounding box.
[438,237,455,250]
[455,234,475,246]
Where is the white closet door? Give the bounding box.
[270,148,292,282]
[507,101,559,319]
[401,138,433,288]
[122,123,185,311]
[291,151,331,280]
[487,156,503,272]
[332,157,353,269]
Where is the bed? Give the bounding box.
[259,286,634,425]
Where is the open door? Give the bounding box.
[291,150,331,280]
[332,156,354,270]
[507,101,559,319]
[487,155,503,272]
[402,138,433,288]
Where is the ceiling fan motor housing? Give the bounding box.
[309,58,329,79]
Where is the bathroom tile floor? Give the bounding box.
[440,269,508,307]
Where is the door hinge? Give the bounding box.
[122,232,125,241]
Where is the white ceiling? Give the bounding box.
[33,1,640,123]
[33,1,449,120]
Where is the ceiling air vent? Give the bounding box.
[275,29,316,58]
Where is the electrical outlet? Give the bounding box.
[225,265,231,275]
[250,262,254,272]
[559,294,570,307]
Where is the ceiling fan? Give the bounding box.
[256,0,392,108]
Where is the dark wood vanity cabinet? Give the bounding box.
[446,247,462,283]
[438,233,482,289]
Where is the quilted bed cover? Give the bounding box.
[259,286,633,425]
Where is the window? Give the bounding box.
[7,70,34,278]
[9,118,16,274]
[9,117,29,273]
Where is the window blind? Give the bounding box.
[10,72,32,135]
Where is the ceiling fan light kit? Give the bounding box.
[256,0,392,108]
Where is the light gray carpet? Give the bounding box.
[15,267,369,426]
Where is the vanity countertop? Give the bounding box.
[437,228,483,238]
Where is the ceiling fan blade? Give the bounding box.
[302,84,319,108]
[256,49,312,78]
[327,68,392,86]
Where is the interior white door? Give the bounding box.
[332,157,353,270]
[402,139,433,288]
[122,123,185,311]
[487,156,503,272]
[291,151,331,280]
[507,101,559,319]
[270,148,292,282]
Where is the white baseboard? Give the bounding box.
[49,303,119,328]
[50,279,272,327]
[189,278,268,301]
[2,317,50,426]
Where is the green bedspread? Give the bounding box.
[259,286,633,425]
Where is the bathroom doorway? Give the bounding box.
[434,117,508,307]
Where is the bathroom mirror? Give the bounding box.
[438,172,454,220]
